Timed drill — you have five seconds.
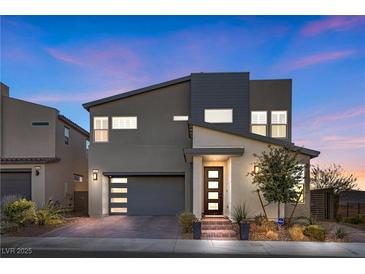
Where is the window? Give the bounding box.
[94,117,108,142]
[32,121,49,126]
[271,111,287,138]
[208,170,219,178]
[204,109,233,123]
[112,117,137,129]
[173,116,189,121]
[64,126,70,145]
[251,111,267,136]
[294,164,305,203]
[74,174,83,183]
[111,178,127,183]
[86,140,90,150]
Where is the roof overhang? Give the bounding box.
[190,123,320,159]
[83,75,191,111]
[103,172,185,177]
[183,147,244,162]
[0,157,61,164]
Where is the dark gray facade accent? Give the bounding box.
[190,72,250,135]
[250,79,292,141]
[104,172,185,176]
[1,169,32,199]
[83,76,191,110]
[126,176,185,216]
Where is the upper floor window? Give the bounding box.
[204,109,233,123]
[94,117,108,142]
[173,116,189,121]
[251,111,267,136]
[112,117,137,129]
[64,126,70,145]
[271,111,287,138]
[32,121,49,127]
[74,174,83,183]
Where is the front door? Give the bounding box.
[204,167,223,215]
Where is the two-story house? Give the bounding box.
[83,72,320,219]
[0,83,89,212]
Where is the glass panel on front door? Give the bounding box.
[204,167,223,215]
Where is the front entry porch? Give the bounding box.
[184,148,245,219]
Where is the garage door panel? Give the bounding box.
[1,171,32,200]
[127,176,185,216]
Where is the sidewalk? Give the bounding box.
[1,236,364,258]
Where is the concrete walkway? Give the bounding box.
[1,236,364,258]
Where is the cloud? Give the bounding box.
[24,89,122,104]
[311,107,365,128]
[45,41,143,81]
[281,50,356,72]
[301,16,365,36]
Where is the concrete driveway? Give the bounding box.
[42,216,181,239]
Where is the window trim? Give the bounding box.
[64,126,70,145]
[204,108,233,124]
[112,116,138,130]
[271,110,287,139]
[173,115,189,121]
[93,117,109,143]
[250,110,267,136]
[31,121,50,127]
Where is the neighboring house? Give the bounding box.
[83,72,320,219]
[0,83,89,212]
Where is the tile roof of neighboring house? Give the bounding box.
[82,75,191,110]
[58,115,89,137]
[0,157,61,164]
[191,123,320,158]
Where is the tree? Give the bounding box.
[248,145,304,220]
[311,164,358,195]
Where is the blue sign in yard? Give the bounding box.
[277,218,284,225]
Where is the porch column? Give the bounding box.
[192,156,203,218]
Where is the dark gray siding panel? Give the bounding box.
[127,176,185,216]
[89,81,191,172]
[1,170,31,199]
[190,73,250,135]
[249,80,292,141]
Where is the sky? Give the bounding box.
[1,16,365,189]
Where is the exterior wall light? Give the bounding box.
[35,166,41,176]
[92,169,99,180]
[254,166,260,174]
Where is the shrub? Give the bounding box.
[304,225,326,241]
[266,230,279,240]
[0,194,22,220]
[260,219,278,232]
[342,216,364,225]
[254,214,265,225]
[36,201,64,225]
[178,212,197,233]
[292,216,312,226]
[232,203,248,224]
[289,225,306,241]
[3,199,37,225]
[334,227,347,239]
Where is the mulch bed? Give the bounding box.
[2,218,78,237]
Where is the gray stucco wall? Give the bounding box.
[190,73,250,134]
[249,79,292,141]
[45,118,89,206]
[89,81,191,172]
[88,81,192,216]
[1,97,57,158]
